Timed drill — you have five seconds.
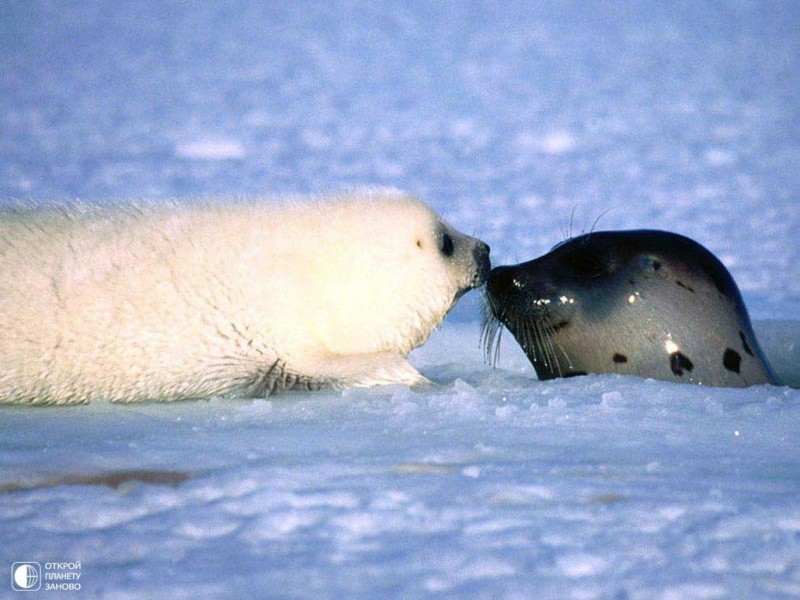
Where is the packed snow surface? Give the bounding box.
[1,1,799,598]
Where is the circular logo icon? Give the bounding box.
[12,563,41,591]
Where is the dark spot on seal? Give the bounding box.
[676,280,695,293]
[652,260,662,271]
[440,232,455,257]
[416,239,423,249]
[669,352,694,376]
[739,331,754,356]
[628,279,636,285]
[723,348,741,374]
[551,320,571,333]
[612,353,628,364]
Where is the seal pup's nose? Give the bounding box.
[473,241,491,285]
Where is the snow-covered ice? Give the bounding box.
[2,1,799,598]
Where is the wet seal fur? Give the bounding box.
[484,229,779,388]
[0,188,490,404]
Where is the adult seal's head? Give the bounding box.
[484,229,780,388]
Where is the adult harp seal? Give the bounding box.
[484,230,778,388]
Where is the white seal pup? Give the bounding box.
[483,230,779,388]
[0,189,490,404]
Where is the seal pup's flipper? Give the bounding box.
[292,351,431,390]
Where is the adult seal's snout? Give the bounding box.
[487,264,527,297]
[484,229,780,388]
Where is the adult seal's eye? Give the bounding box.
[568,251,605,277]
[440,232,455,257]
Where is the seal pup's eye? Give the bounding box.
[440,232,455,257]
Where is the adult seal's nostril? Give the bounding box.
[486,264,519,296]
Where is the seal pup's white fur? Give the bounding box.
[0,189,490,404]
